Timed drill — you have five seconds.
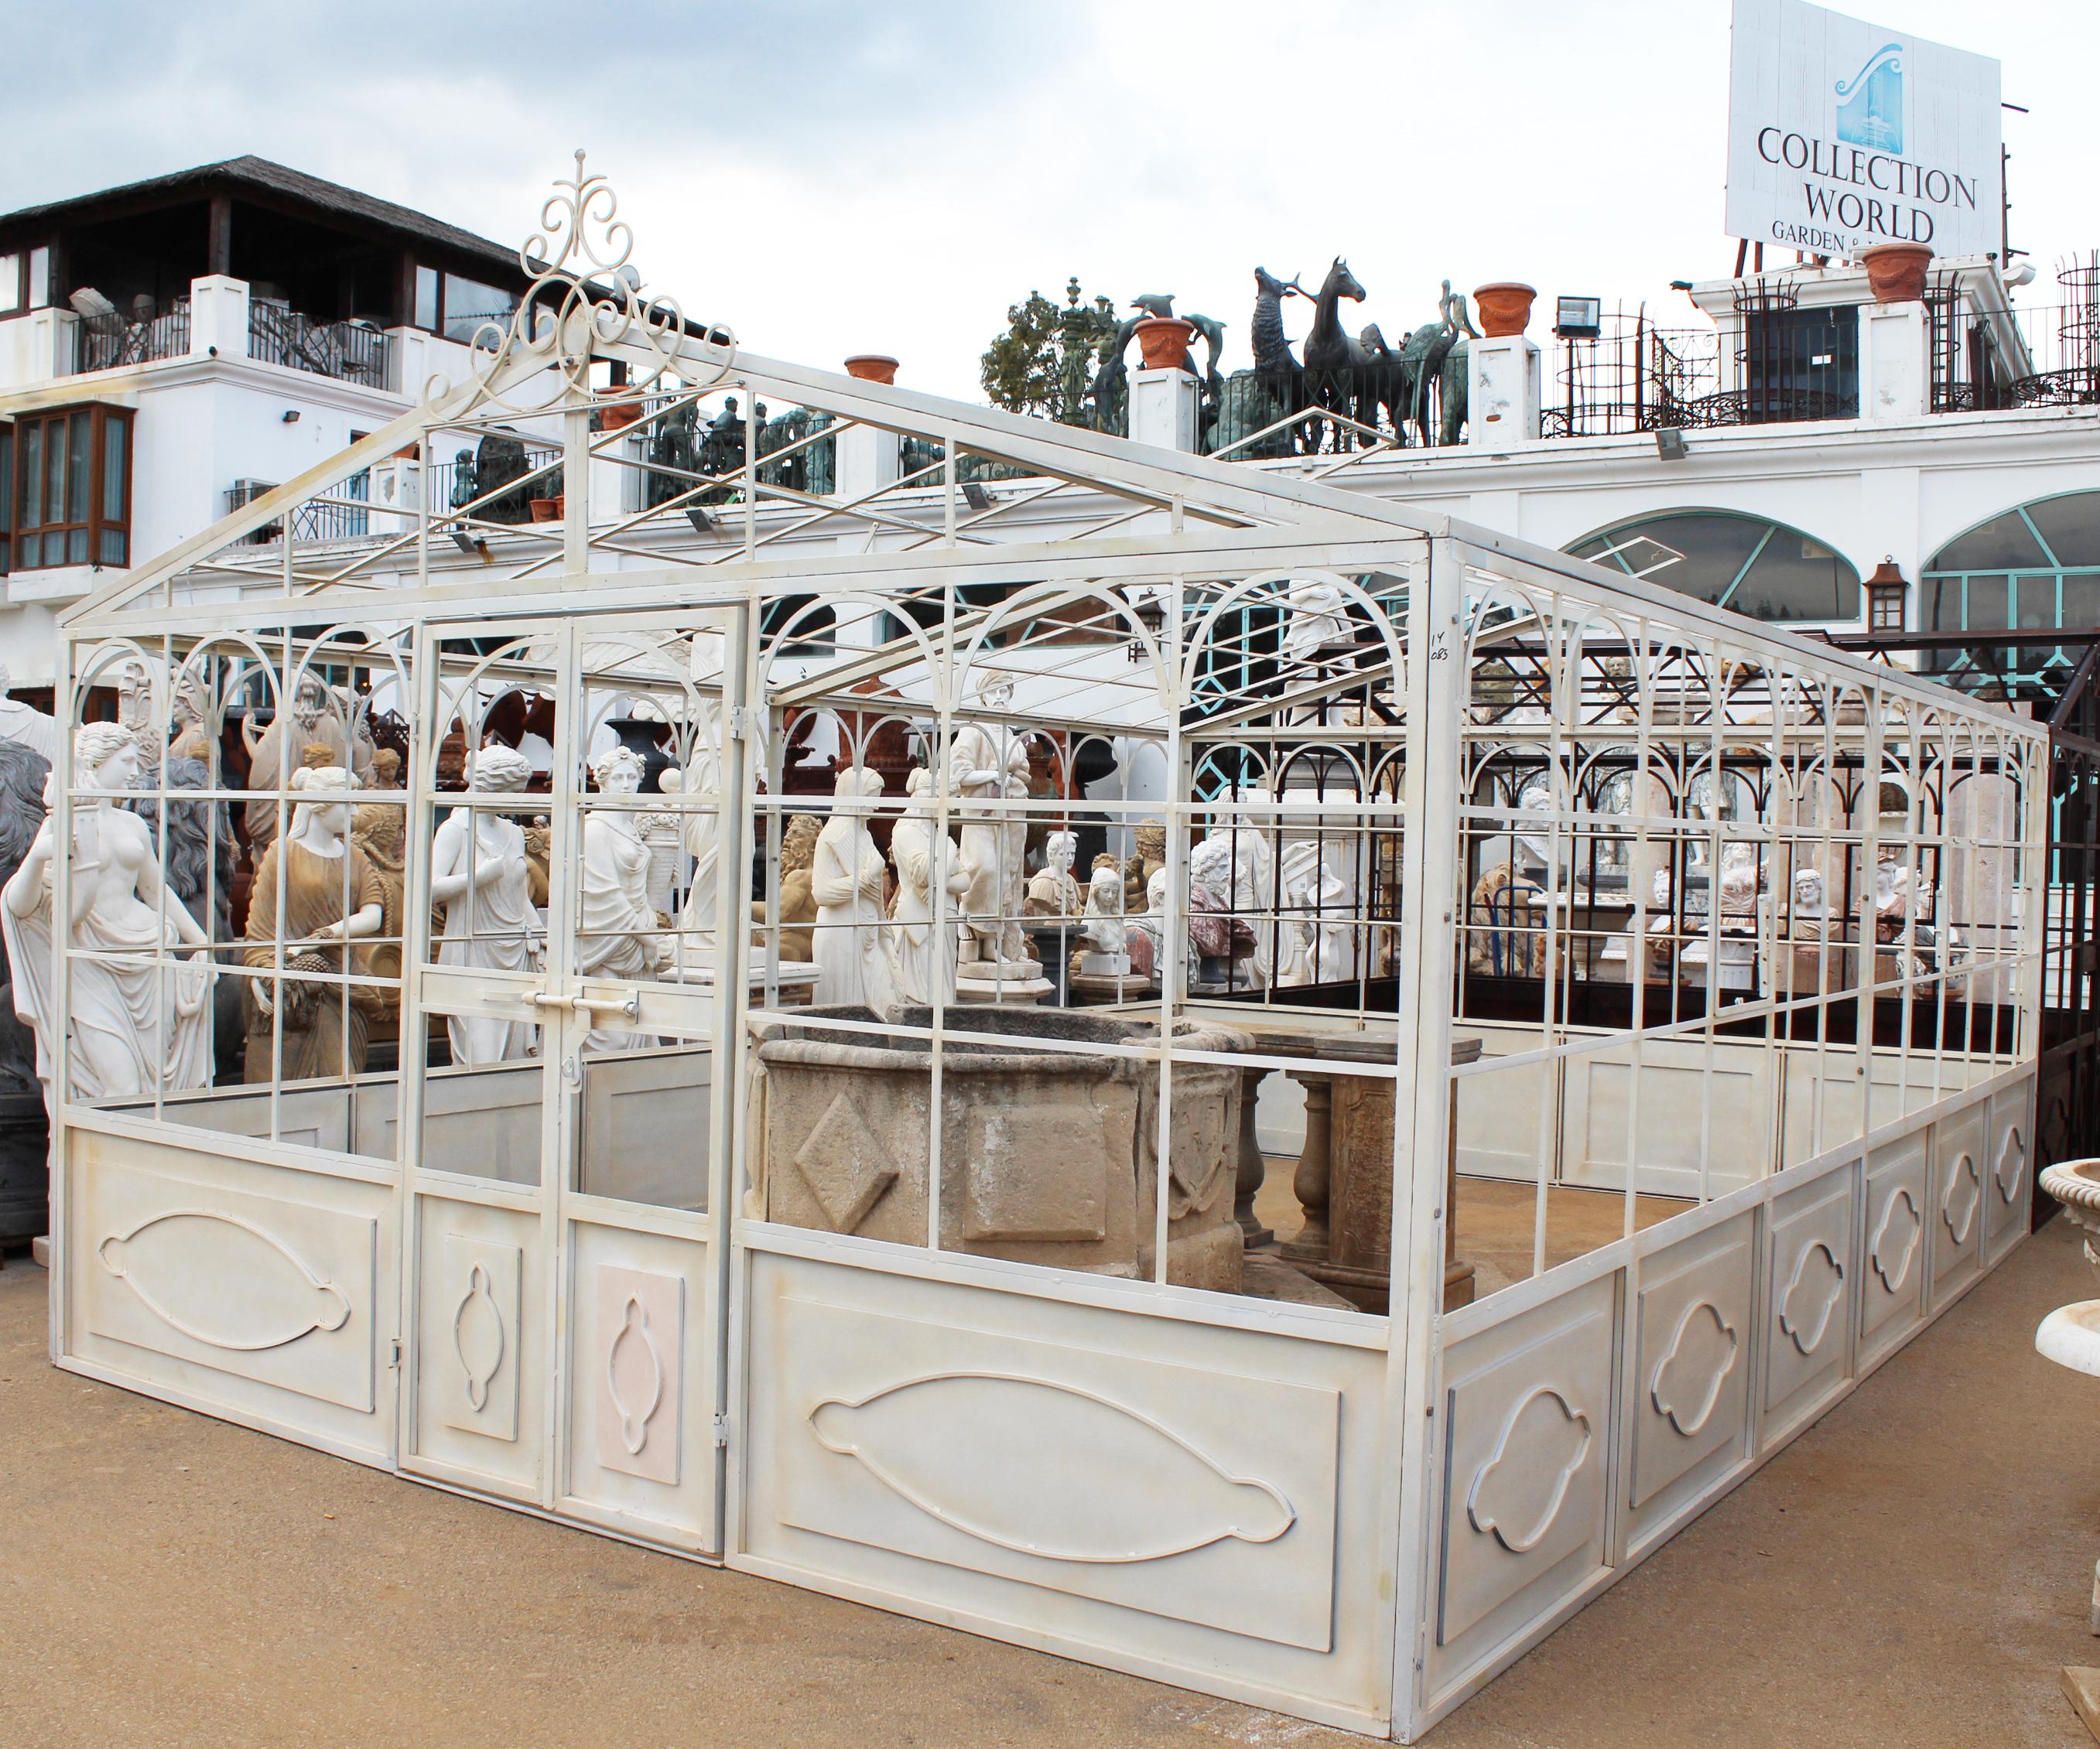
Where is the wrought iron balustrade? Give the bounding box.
[246,301,392,388]
[71,301,192,373]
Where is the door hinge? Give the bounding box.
[727,705,760,742]
[712,1412,731,1448]
[388,1338,402,1368]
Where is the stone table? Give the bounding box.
[1238,1023,1483,1315]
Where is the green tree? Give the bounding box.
[980,276,1117,424]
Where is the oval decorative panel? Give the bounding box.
[809,1372,1296,1564]
[97,1211,351,1351]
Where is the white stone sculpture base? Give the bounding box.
[2037,1301,2100,1378]
[954,967,1053,1006]
[668,945,822,1004]
[1077,951,1130,977]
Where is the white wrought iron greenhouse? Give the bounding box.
[36,163,2043,1738]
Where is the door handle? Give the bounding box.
[531,989,642,1020]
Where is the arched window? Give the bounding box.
[1923,492,2100,683]
[1567,511,1861,624]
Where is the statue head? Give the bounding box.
[1189,835,1232,892]
[1147,867,1170,914]
[590,744,645,796]
[1135,822,1165,863]
[74,722,140,794]
[1087,863,1124,914]
[289,763,356,837]
[291,673,328,731]
[905,766,934,803]
[1045,831,1076,873]
[1794,867,1826,911]
[831,763,870,815]
[467,744,533,794]
[369,747,403,789]
[171,668,207,730]
[1328,258,1366,303]
[781,814,820,874]
[970,671,1015,715]
[1254,267,1302,301]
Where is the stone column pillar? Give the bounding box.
[1129,366,1199,452]
[1234,1064,1275,1248]
[834,422,900,500]
[1859,300,1929,421]
[1466,335,1541,449]
[1279,1072,1333,1261]
[188,275,251,360]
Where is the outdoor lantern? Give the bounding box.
[1866,558,1909,632]
[1127,584,1167,664]
[1554,295,1602,339]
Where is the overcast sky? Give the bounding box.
[6,1,2087,398]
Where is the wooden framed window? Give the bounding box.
[12,405,132,570]
[0,245,51,320]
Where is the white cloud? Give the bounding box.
[5,0,2085,399]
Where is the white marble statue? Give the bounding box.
[2,724,214,1114]
[1276,835,1351,987]
[888,767,969,1006]
[1791,866,1830,932]
[243,671,373,848]
[1513,784,1566,883]
[669,720,725,952]
[1716,841,1763,925]
[1284,573,1353,667]
[1026,829,1083,917]
[1077,862,1130,973]
[0,659,59,763]
[949,675,1034,972]
[576,744,668,1052]
[115,658,159,743]
[1127,866,1171,984]
[430,745,542,1066]
[1194,816,1271,987]
[812,765,894,1010]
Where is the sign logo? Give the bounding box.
[1834,41,1903,152]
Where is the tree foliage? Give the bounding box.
[980,276,1118,424]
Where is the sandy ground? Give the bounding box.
[2,1218,2096,1749]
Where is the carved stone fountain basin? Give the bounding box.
[2035,1159,2100,1375]
[752,1005,1248,1290]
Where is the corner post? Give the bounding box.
[1385,535,1466,1737]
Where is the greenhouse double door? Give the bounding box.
[395,613,745,1553]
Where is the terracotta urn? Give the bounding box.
[843,354,899,384]
[1133,316,1195,371]
[597,388,645,432]
[1860,242,1934,305]
[528,496,563,523]
[1472,283,1537,338]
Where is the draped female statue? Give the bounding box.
[431,745,542,1065]
[241,761,385,1082]
[2,724,214,1112]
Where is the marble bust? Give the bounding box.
[2,724,214,1112]
[1076,862,1130,975]
[1027,830,1083,917]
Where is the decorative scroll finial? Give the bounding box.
[427,150,735,411]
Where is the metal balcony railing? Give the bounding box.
[246,301,392,389]
[70,300,191,373]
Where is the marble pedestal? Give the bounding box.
[669,946,823,1006]
[955,966,1054,1006]
[1252,1026,1483,1314]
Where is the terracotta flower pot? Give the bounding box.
[597,390,644,432]
[1472,282,1537,338]
[1132,316,1195,371]
[1860,242,1934,305]
[843,354,899,384]
[528,497,561,523]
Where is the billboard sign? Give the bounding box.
[1725,0,2003,260]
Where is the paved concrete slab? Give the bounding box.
[1,1218,2094,1747]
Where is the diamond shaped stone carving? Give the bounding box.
[792,1090,901,1233]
